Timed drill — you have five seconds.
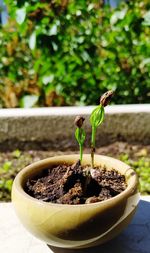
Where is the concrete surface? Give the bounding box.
[0,105,149,150]
[0,196,150,253]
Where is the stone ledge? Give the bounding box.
[0,105,149,150]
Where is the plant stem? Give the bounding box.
[91,126,96,147]
[79,144,83,162]
[91,126,96,168]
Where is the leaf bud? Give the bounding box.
[100,90,114,107]
[74,116,85,128]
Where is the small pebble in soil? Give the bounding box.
[26,160,127,205]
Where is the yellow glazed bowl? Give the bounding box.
[12,154,140,249]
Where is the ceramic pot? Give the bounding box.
[12,154,140,249]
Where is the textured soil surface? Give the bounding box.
[26,160,127,204]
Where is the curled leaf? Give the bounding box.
[75,128,86,146]
[90,105,104,129]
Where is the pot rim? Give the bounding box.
[12,154,139,207]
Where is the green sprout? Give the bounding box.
[90,90,114,168]
[74,116,86,162]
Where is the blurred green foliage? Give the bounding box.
[120,153,150,194]
[0,0,150,107]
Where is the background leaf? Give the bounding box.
[19,95,39,108]
[29,31,36,50]
[16,7,26,24]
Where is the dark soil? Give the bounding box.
[26,160,127,204]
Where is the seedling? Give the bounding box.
[90,90,114,168]
[74,90,114,167]
[74,116,86,162]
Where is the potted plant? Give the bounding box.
[12,91,140,249]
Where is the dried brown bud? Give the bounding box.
[74,116,85,128]
[100,90,114,107]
